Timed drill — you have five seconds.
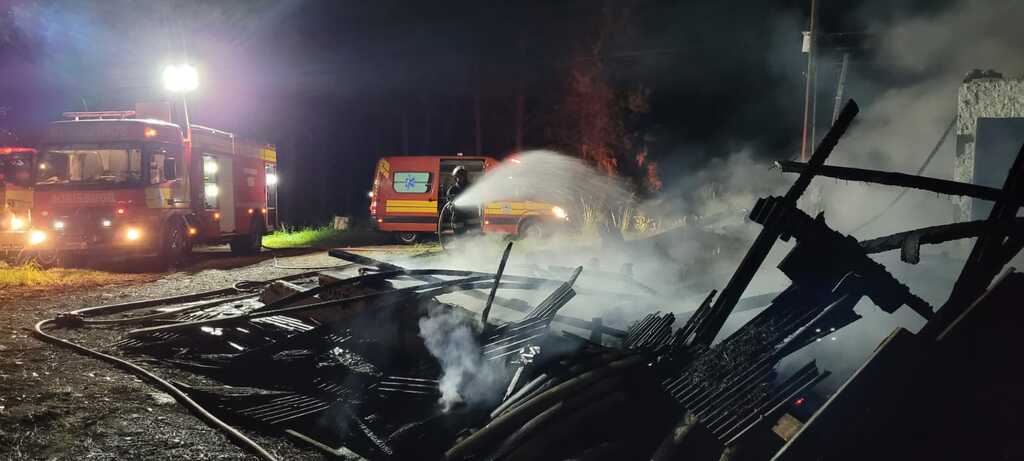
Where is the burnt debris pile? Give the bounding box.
[34,99,1024,460]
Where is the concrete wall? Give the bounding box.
[955,76,1024,221]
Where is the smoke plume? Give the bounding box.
[418,304,508,411]
[454,150,632,212]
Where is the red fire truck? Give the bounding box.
[369,154,569,243]
[0,146,36,256]
[28,107,279,266]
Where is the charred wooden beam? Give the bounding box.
[444,354,646,460]
[330,250,628,338]
[773,329,923,461]
[481,242,514,328]
[777,161,1006,201]
[651,412,724,461]
[128,274,544,336]
[922,144,1024,340]
[859,218,1024,261]
[691,99,860,348]
[750,196,932,320]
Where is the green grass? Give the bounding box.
[262,225,351,249]
[0,262,137,292]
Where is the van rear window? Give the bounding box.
[393,172,430,193]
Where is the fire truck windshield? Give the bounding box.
[37,144,143,186]
[0,153,32,187]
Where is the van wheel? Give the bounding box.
[160,219,191,269]
[396,232,419,244]
[231,218,264,255]
[518,220,546,240]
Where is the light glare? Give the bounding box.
[125,228,142,241]
[163,64,199,92]
[28,230,46,245]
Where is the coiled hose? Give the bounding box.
[27,270,329,460]
[437,201,456,250]
[32,318,279,461]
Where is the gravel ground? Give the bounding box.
[0,247,406,461]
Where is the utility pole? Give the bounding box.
[832,52,850,122]
[800,0,817,161]
[515,33,526,154]
[475,66,483,155]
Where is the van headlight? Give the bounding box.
[551,206,568,220]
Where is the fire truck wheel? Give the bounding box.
[24,249,63,268]
[160,219,191,268]
[518,219,546,240]
[395,232,419,244]
[230,218,264,255]
[34,251,84,268]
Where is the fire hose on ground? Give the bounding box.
[25,271,331,461]
[32,317,279,461]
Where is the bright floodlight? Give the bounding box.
[163,64,199,92]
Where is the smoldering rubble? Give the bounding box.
[32,99,1024,460]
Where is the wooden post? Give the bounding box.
[589,317,603,343]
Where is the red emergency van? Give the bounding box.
[369,155,569,243]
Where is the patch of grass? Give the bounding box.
[0,262,130,291]
[262,225,350,249]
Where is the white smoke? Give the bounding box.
[453,150,632,212]
[417,304,508,411]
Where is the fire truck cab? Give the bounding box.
[28,108,278,266]
[0,147,36,255]
[370,155,569,243]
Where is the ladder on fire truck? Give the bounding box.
[62,111,137,120]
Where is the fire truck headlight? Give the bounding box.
[125,227,142,242]
[53,220,66,231]
[266,173,278,186]
[28,230,46,246]
[551,206,568,220]
[10,216,25,230]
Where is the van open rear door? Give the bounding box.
[377,157,440,238]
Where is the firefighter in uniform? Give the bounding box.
[444,166,480,235]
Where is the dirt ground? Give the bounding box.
[0,246,414,460]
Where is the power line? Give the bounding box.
[850,115,957,235]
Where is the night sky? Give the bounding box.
[0,0,958,225]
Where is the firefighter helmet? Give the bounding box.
[452,165,467,181]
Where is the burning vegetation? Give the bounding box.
[29,98,1024,460]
